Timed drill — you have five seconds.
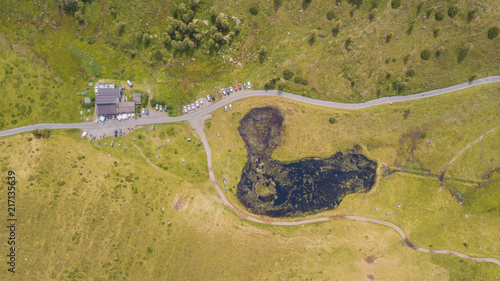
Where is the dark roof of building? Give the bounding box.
[118,101,135,114]
[97,104,118,115]
[96,95,118,105]
[97,88,122,97]
[132,93,142,105]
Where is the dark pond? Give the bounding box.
[237,107,377,217]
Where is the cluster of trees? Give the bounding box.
[162,2,238,51]
[163,2,202,51]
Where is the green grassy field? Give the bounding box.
[4,129,499,280]
[0,0,499,127]
[205,83,500,268]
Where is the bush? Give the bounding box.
[283,69,294,80]
[328,117,336,124]
[467,10,477,23]
[420,49,431,60]
[488,27,499,39]
[249,4,259,15]
[32,129,51,139]
[294,76,309,85]
[369,8,377,21]
[391,0,401,9]
[264,79,276,89]
[433,27,441,38]
[458,43,473,63]
[308,32,316,45]
[435,46,445,57]
[86,35,96,44]
[274,0,282,10]
[386,32,393,43]
[435,11,444,21]
[405,69,415,77]
[327,11,335,20]
[447,6,458,18]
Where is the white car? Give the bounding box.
[191,103,195,110]
[195,101,199,108]
[221,88,226,96]
[183,106,187,113]
[199,98,203,105]
[224,105,228,112]
[229,104,232,110]
[187,105,191,111]
[247,81,251,88]
[155,104,159,111]
[230,87,234,94]
[206,95,211,102]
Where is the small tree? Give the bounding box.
[327,11,335,20]
[386,32,394,43]
[405,69,415,77]
[283,69,294,80]
[391,0,401,9]
[435,46,445,57]
[308,31,316,45]
[433,27,441,38]
[369,8,377,22]
[447,6,458,18]
[328,117,336,124]
[435,11,444,21]
[458,43,473,63]
[274,0,282,10]
[420,49,431,60]
[488,26,499,39]
[249,4,259,15]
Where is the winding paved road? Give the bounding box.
[0,76,499,137]
[3,77,500,265]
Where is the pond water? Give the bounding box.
[237,107,377,217]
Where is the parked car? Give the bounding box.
[155,104,159,111]
[81,131,88,139]
[207,95,211,102]
[118,129,122,136]
[187,105,191,111]
[234,85,238,92]
[247,81,251,88]
[227,87,231,94]
[243,83,247,90]
[146,108,149,116]
[238,83,242,90]
[138,112,141,118]
[114,130,118,137]
[221,88,226,96]
[159,106,163,112]
[229,104,233,110]
[164,105,167,112]
[229,87,233,94]
[199,98,203,105]
[191,103,195,110]
[141,108,145,115]
[224,105,228,112]
[195,101,199,108]
[183,106,187,113]
[211,93,215,101]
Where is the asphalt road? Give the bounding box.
[1,76,499,138]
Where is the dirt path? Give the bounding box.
[439,127,496,191]
[191,116,500,266]
[132,143,160,171]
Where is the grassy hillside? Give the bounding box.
[0,0,499,128]
[205,83,500,269]
[1,127,499,280]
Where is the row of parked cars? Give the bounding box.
[221,81,251,96]
[183,93,216,113]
